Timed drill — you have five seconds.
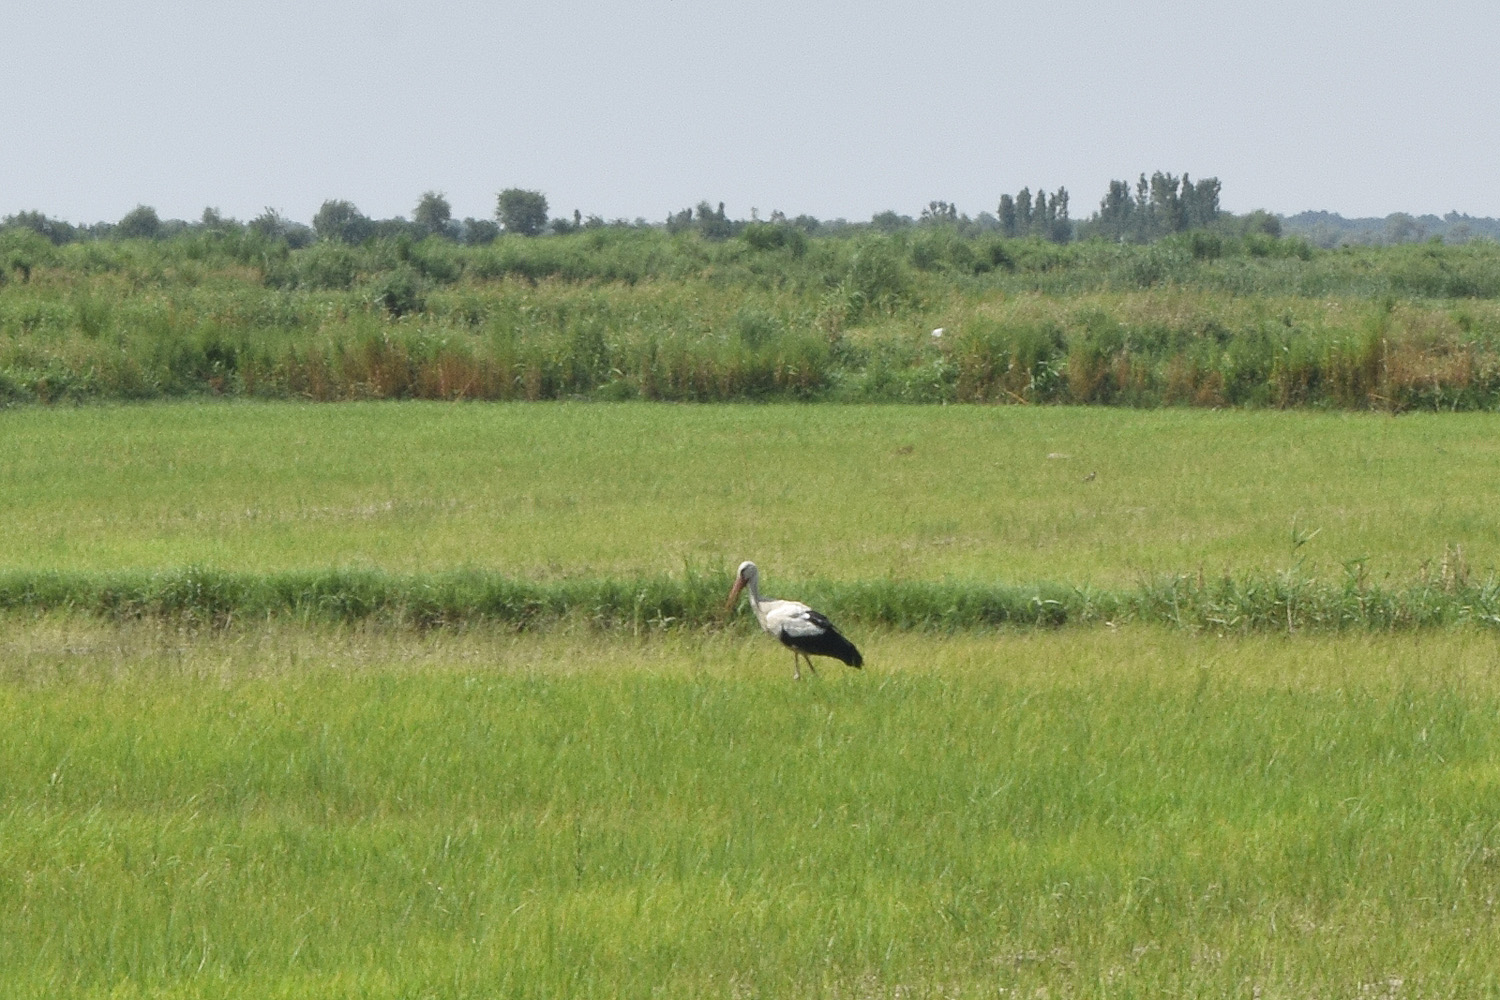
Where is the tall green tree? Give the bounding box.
[1031,189,1051,237]
[920,201,958,225]
[1089,172,1222,242]
[1181,175,1221,228]
[1150,172,1186,234]
[998,195,1017,237]
[413,191,453,239]
[1095,180,1135,241]
[116,205,161,240]
[497,189,548,236]
[695,201,732,240]
[250,208,314,248]
[996,186,1070,242]
[312,200,373,244]
[1047,187,1072,243]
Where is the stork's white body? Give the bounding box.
[727,561,863,680]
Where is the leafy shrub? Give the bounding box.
[742,222,807,256]
[1,229,55,283]
[462,218,499,246]
[115,205,162,240]
[734,307,782,349]
[843,238,914,318]
[973,237,1015,273]
[372,266,426,317]
[1118,242,1193,288]
[408,238,464,284]
[294,241,361,290]
[312,200,374,244]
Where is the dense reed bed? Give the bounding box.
[5,227,1500,407]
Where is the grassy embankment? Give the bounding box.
[5,227,1500,407]
[3,623,1500,997]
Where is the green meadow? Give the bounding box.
[4,623,1500,997]
[4,401,1500,586]
[6,401,1500,996]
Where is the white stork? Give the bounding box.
[725,561,863,680]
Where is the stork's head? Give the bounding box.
[725,560,758,610]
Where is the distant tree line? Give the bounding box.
[15,172,1492,252]
[665,201,734,240]
[311,192,502,246]
[1080,173,1221,243]
[998,187,1071,242]
[1280,210,1500,248]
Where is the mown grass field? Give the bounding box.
[4,622,1500,997]
[4,401,1500,586]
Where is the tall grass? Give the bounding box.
[6,230,1500,407]
[4,625,1500,996]
[3,561,1498,633]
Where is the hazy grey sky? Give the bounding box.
[5,1,1498,226]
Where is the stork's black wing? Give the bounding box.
[777,608,863,668]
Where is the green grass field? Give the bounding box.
[7,401,1500,997]
[4,622,1500,997]
[4,401,1500,586]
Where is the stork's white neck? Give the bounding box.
[739,566,771,629]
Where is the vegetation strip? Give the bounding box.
[6,566,1500,632]
[6,223,1500,408]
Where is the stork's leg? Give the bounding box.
[804,655,819,677]
[792,652,802,681]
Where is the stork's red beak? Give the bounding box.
[726,575,745,611]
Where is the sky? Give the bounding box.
[4,0,1498,227]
